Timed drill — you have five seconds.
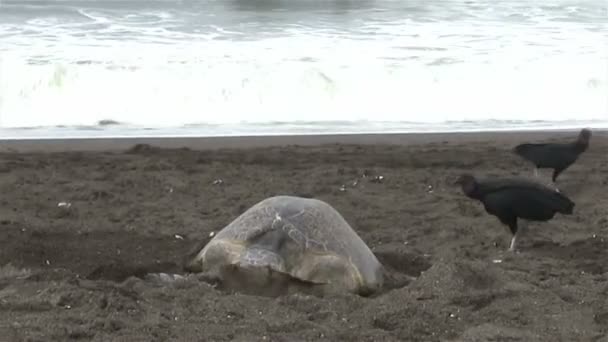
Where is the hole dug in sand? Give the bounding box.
[372,242,433,291]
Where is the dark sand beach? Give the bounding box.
[0,130,607,341]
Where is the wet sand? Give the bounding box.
[0,130,606,341]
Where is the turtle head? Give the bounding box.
[182,240,209,273]
[454,173,477,196]
[238,247,286,272]
[215,247,290,297]
[183,253,204,273]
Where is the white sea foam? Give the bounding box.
[0,0,606,137]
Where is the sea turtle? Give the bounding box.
[185,195,384,296]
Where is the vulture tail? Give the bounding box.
[513,143,542,161]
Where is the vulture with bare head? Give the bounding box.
[455,174,575,252]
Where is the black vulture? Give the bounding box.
[513,128,591,187]
[454,174,575,252]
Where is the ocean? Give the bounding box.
[0,0,606,139]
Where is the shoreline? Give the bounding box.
[0,128,601,152]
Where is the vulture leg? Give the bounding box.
[533,167,539,178]
[550,169,562,192]
[509,235,518,252]
[552,167,566,183]
[507,220,521,252]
